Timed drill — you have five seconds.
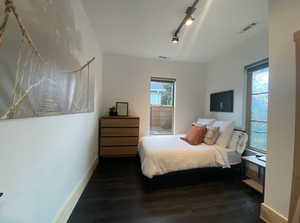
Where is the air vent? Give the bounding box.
[158,56,169,60]
[239,22,258,34]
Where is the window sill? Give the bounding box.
[245,148,267,156]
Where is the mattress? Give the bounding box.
[138,135,235,178]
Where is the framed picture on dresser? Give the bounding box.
[116,102,129,116]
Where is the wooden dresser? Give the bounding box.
[99,117,140,157]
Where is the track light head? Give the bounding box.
[171,35,179,44]
[170,0,199,44]
[185,17,195,26]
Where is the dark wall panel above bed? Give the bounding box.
[210,90,234,112]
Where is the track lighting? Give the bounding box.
[185,17,195,26]
[171,0,200,43]
[239,22,258,34]
[171,35,179,44]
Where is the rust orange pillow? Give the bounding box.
[181,125,207,145]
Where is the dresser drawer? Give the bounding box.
[101,118,139,127]
[101,137,138,146]
[101,146,137,157]
[101,128,139,137]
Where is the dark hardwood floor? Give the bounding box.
[68,158,264,223]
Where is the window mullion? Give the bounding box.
[251,92,269,96]
[250,120,268,123]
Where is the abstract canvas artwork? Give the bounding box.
[0,0,95,121]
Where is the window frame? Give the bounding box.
[150,77,176,135]
[150,77,176,106]
[245,59,269,154]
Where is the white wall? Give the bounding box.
[204,31,268,129]
[265,0,300,218]
[102,53,206,137]
[0,1,102,222]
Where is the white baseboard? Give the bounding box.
[260,203,288,223]
[53,158,99,223]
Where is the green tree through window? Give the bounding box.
[161,83,174,106]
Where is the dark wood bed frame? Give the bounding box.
[138,160,243,191]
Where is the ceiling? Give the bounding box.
[82,0,268,63]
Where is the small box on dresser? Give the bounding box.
[99,117,140,157]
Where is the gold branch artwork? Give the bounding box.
[0,77,46,120]
[61,57,95,74]
[0,0,95,120]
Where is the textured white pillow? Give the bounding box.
[229,131,248,154]
[213,121,235,147]
[194,118,216,126]
[228,131,240,150]
[204,126,220,145]
[237,133,248,154]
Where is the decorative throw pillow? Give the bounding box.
[228,131,249,154]
[181,125,207,145]
[212,121,235,147]
[204,126,220,145]
[228,131,240,149]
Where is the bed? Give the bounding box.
[138,130,247,179]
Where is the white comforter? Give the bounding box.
[138,135,231,178]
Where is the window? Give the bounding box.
[246,59,269,153]
[150,77,175,135]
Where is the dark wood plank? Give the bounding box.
[101,116,140,119]
[68,158,264,223]
[101,146,137,157]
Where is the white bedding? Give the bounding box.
[138,135,234,178]
[226,149,242,165]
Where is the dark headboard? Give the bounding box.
[234,129,247,133]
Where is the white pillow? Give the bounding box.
[194,118,216,126]
[237,132,248,154]
[229,130,248,154]
[212,121,235,147]
[228,131,240,150]
[204,126,220,145]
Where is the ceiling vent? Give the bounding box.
[158,56,169,60]
[239,22,258,34]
